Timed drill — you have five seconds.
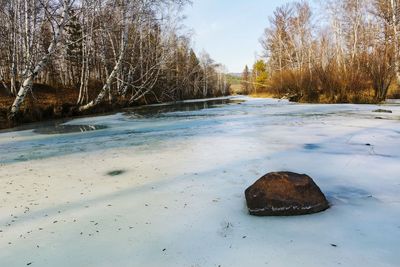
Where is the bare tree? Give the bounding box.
[0,0,228,122]
[9,0,74,119]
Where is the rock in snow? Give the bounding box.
[245,172,329,216]
[373,109,392,113]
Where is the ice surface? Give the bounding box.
[0,97,399,266]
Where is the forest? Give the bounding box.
[0,1,399,266]
[0,0,229,126]
[241,0,400,103]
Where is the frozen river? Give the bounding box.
[0,97,399,266]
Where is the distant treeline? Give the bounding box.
[241,0,400,103]
[0,0,230,120]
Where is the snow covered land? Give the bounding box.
[0,97,399,267]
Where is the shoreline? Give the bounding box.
[1,92,399,131]
[0,95,237,132]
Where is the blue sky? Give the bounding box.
[184,0,295,73]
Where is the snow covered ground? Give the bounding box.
[0,97,399,267]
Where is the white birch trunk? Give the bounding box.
[79,7,128,111]
[9,0,70,119]
[391,0,400,86]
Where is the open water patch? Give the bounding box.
[33,124,108,134]
[124,98,245,118]
[303,143,321,150]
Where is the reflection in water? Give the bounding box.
[1,97,399,167]
[124,99,245,118]
[34,124,108,134]
[0,97,251,164]
[22,98,245,135]
[0,97,248,164]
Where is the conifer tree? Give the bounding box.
[241,65,250,94]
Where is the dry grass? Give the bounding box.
[229,84,243,94]
[250,92,275,98]
[387,85,400,99]
[0,84,81,128]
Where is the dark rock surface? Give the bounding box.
[245,172,329,216]
[373,109,392,113]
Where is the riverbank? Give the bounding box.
[249,90,400,104]
[0,84,81,129]
[0,84,230,130]
[1,82,398,131]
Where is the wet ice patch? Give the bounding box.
[326,186,376,205]
[106,170,126,176]
[124,98,245,118]
[33,124,108,134]
[303,143,321,150]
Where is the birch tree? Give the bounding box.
[0,0,228,120]
[9,0,73,119]
[79,0,128,111]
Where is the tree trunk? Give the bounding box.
[9,0,70,120]
[391,0,400,87]
[79,9,128,111]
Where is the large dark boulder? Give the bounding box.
[245,172,329,216]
